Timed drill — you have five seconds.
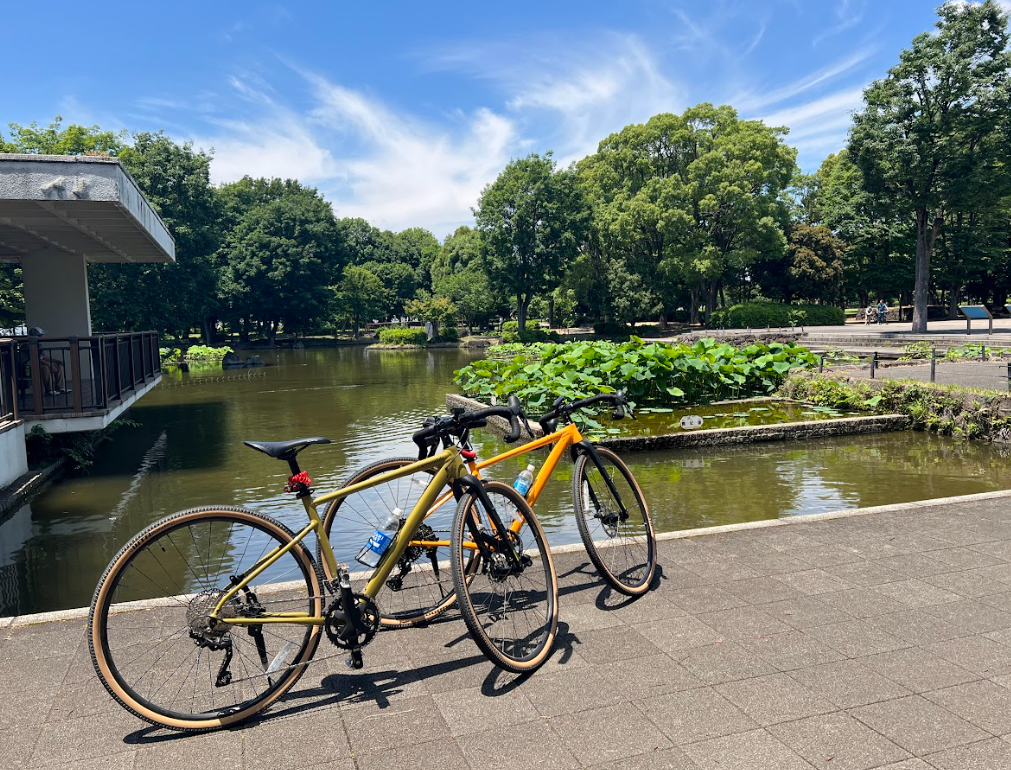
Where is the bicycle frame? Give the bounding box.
[211,447,469,626]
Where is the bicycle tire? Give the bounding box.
[319,457,475,627]
[89,506,323,732]
[572,447,656,596]
[451,480,558,673]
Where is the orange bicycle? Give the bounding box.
[318,391,657,627]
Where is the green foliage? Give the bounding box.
[501,320,543,334]
[24,418,139,471]
[404,293,458,338]
[500,321,559,343]
[475,153,589,329]
[899,342,934,360]
[333,265,385,337]
[592,320,628,337]
[1,116,127,155]
[184,345,233,361]
[455,337,816,414]
[159,347,182,364]
[378,327,428,346]
[710,301,844,329]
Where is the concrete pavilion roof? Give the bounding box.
[0,154,175,263]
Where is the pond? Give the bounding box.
[2,347,1010,616]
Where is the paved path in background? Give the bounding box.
[842,361,1011,391]
[10,495,1011,768]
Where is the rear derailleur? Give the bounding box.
[325,565,380,670]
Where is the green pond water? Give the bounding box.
[3,347,1011,616]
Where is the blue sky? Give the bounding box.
[2,0,962,236]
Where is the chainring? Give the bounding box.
[324,593,380,649]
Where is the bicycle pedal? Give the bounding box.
[346,649,364,670]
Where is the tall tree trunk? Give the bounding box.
[705,281,718,324]
[516,295,527,331]
[690,286,700,326]
[659,312,668,331]
[948,286,959,320]
[266,319,278,346]
[912,208,941,333]
[548,295,555,329]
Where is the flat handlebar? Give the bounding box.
[537,390,629,434]
[412,395,524,459]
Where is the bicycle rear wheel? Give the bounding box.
[319,457,475,627]
[451,481,558,673]
[572,447,656,596]
[89,507,323,731]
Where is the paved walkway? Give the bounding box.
[8,494,1011,769]
[843,361,1011,391]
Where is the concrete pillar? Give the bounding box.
[21,249,92,336]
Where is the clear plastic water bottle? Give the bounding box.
[513,465,535,497]
[356,508,402,567]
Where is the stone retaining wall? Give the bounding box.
[445,393,907,452]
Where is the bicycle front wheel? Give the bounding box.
[89,507,323,731]
[572,447,656,596]
[451,481,558,673]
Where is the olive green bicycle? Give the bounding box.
[89,398,557,731]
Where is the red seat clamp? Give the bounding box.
[461,450,477,461]
[285,471,312,492]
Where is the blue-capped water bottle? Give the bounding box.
[513,465,535,498]
[356,508,402,567]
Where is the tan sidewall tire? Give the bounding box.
[451,481,558,673]
[89,506,323,732]
[572,447,657,596]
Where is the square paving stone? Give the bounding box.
[676,640,779,685]
[593,653,702,699]
[714,672,834,726]
[600,592,688,625]
[865,609,974,647]
[587,745,701,769]
[792,545,866,568]
[638,687,757,745]
[859,648,979,693]
[924,571,1008,599]
[636,616,724,654]
[135,729,242,770]
[666,586,748,614]
[768,712,911,770]
[27,709,147,767]
[818,588,908,619]
[682,558,762,584]
[923,737,1011,770]
[930,548,1004,571]
[719,576,805,605]
[694,606,794,639]
[824,560,908,587]
[432,683,538,735]
[873,761,933,770]
[875,553,957,579]
[517,664,625,718]
[787,659,910,709]
[458,718,579,769]
[343,694,449,757]
[849,695,990,755]
[923,680,1011,736]
[803,619,910,658]
[773,569,855,595]
[683,728,813,770]
[358,737,470,770]
[576,625,663,665]
[738,630,845,671]
[553,702,673,766]
[872,579,963,608]
[763,596,854,630]
[924,599,1011,634]
[928,636,1011,677]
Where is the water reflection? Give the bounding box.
[2,346,1010,615]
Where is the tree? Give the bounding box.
[334,265,386,337]
[784,223,847,304]
[431,226,498,333]
[360,260,417,317]
[1,116,126,155]
[404,292,458,337]
[580,104,796,324]
[219,182,339,343]
[849,0,1011,332]
[475,153,589,329]
[90,132,222,340]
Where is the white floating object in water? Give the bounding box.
[680,415,704,430]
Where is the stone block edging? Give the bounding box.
[6,487,1011,630]
[0,458,66,517]
[445,393,907,450]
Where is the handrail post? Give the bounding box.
[930,347,936,383]
[69,336,83,413]
[28,339,43,415]
[870,352,877,379]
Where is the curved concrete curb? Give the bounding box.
[6,486,1011,630]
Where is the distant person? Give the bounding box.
[877,300,888,325]
[21,327,67,395]
[865,303,875,325]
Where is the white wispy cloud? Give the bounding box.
[758,87,865,164]
[733,48,873,113]
[813,0,868,46]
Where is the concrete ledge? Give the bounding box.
[445,392,907,450]
[0,458,65,516]
[8,487,1011,629]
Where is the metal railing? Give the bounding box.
[12,332,160,417]
[0,339,16,425]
